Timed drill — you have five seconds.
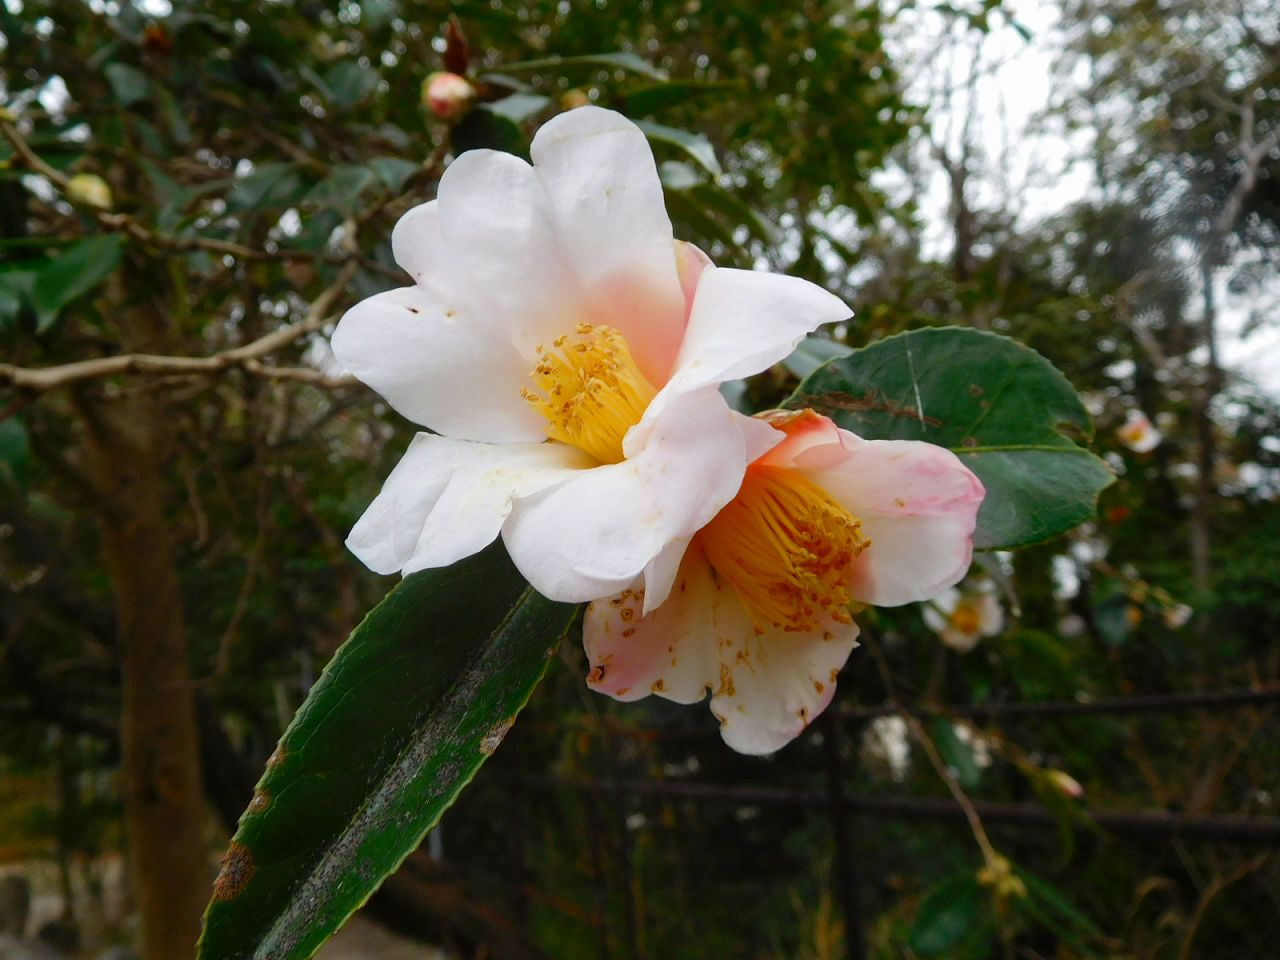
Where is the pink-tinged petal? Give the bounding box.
[331,286,546,442]
[583,547,721,704]
[530,107,687,384]
[753,409,847,470]
[503,388,755,602]
[390,200,443,284]
[435,147,588,353]
[347,434,591,576]
[710,605,861,756]
[662,267,851,400]
[675,240,712,315]
[807,433,985,606]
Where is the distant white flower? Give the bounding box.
[923,580,1004,653]
[1117,409,1161,453]
[1162,603,1192,629]
[332,107,849,606]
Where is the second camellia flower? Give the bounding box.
[585,409,985,754]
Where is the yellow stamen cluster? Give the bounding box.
[697,465,869,633]
[949,602,981,636]
[521,323,657,465]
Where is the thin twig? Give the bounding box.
[861,631,1001,869]
[0,261,359,392]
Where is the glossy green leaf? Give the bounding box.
[623,80,735,115]
[104,62,149,105]
[31,235,124,332]
[485,92,551,123]
[634,120,721,176]
[0,262,37,329]
[500,51,668,82]
[929,717,982,790]
[198,545,576,960]
[227,162,304,214]
[788,327,1114,549]
[303,165,377,216]
[909,873,984,957]
[781,336,853,379]
[323,61,381,109]
[368,157,420,193]
[0,417,31,493]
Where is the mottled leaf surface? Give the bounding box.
[199,545,576,960]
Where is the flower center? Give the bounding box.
[949,603,981,636]
[521,324,656,465]
[696,464,869,633]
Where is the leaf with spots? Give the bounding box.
[198,545,576,960]
[787,326,1113,549]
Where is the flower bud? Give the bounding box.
[422,71,475,121]
[66,173,113,210]
[1046,769,1084,799]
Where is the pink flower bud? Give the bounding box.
[1047,769,1084,799]
[422,71,475,121]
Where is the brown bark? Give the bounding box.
[79,387,210,960]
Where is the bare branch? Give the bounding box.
[0,261,359,393]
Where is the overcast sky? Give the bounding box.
[883,0,1280,396]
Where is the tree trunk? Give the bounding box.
[79,388,210,960]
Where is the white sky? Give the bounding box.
[882,0,1280,396]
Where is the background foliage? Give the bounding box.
[1,1,1277,959]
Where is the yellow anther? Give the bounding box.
[697,465,868,633]
[524,325,656,465]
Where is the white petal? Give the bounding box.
[807,435,985,607]
[664,266,851,398]
[503,388,754,602]
[435,148,588,352]
[583,547,720,704]
[530,107,687,383]
[711,604,861,756]
[640,535,692,615]
[347,434,591,576]
[390,200,443,284]
[331,285,545,442]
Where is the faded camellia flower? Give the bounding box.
[1116,409,1161,453]
[923,579,1004,653]
[332,107,849,608]
[584,409,985,754]
[421,71,476,120]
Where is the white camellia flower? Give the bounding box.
[1116,409,1161,453]
[332,106,849,609]
[584,409,985,754]
[922,580,1004,653]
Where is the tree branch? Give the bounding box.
[0,261,360,392]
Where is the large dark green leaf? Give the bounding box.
[31,234,124,333]
[788,327,1113,549]
[198,546,577,960]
